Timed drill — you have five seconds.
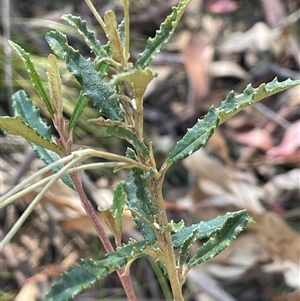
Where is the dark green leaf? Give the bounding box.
[45,30,124,121]
[9,41,54,118]
[69,91,89,130]
[118,19,126,50]
[103,126,149,157]
[125,170,156,242]
[178,228,201,265]
[12,90,73,189]
[61,14,108,58]
[187,210,253,268]
[136,0,191,68]
[172,210,252,249]
[44,241,148,301]
[166,106,219,165]
[218,77,300,124]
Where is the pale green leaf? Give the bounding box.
[104,10,126,65]
[47,54,63,118]
[0,116,64,157]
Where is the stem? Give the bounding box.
[84,0,107,33]
[149,175,184,301]
[0,157,82,251]
[134,96,144,139]
[70,173,137,301]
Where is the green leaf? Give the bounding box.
[44,240,148,301]
[11,90,73,189]
[69,91,89,130]
[165,78,300,165]
[219,77,300,124]
[103,126,149,157]
[178,228,201,265]
[45,211,252,301]
[125,169,156,242]
[9,41,54,118]
[61,14,108,58]
[171,210,252,249]
[165,106,219,165]
[136,0,191,68]
[99,181,126,244]
[187,210,253,268]
[45,30,124,121]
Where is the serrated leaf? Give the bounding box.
[178,228,201,265]
[45,30,124,121]
[0,116,64,157]
[166,106,219,164]
[47,54,63,118]
[125,170,156,242]
[44,240,148,301]
[104,10,126,65]
[103,126,149,157]
[9,41,54,118]
[187,210,252,268]
[218,77,300,124]
[3,90,63,156]
[61,14,108,58]
[171,210,252,249]
[11,90,73,188]
[136,0,191,68]
[165,78,300,166]
[69,91,89,130]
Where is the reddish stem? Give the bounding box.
[70,173,137,301]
